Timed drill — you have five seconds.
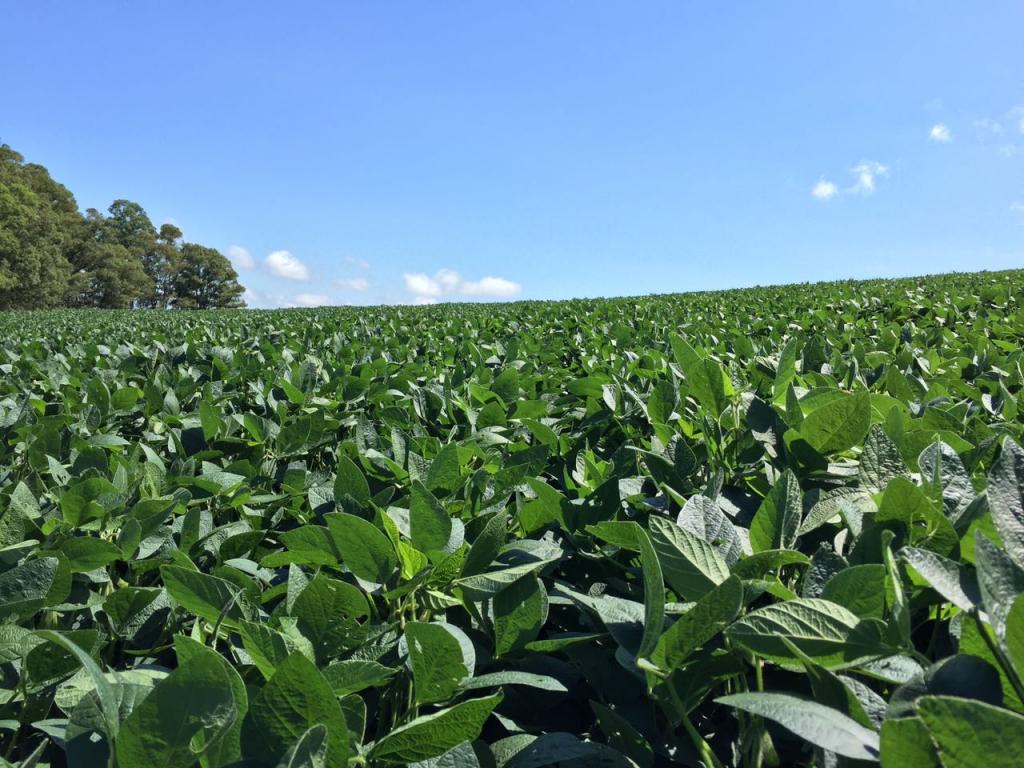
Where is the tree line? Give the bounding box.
[0,144,246,310]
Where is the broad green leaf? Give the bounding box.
[799,390,870,455]
[899,547,980,612]
[324,513,398,584]
[716,692,880,761]
[649,575,742,673]
[370,693,501,764]
[821,564,887,619]
[241,653,348,768]
[322,660,397,697]
[0,557,61,620]
[634,524,665,662]
[648,516,729,600]
[161,565,248,629]
[275,725,328,768]
[426,442,461,494]
[749,469,802,552]
[333,455,371,510]
[410,480,452,552]
[461,671,567,692]
[916,695,1024,767]
[727,597,884,668]
[461,510,507,577]
[115,647,238,767]
[988,438,1024,569]
[405,622,468,705]
[493,575,548,656]
[1007,593,1024,682]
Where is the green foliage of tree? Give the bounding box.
[172,243,246,309]
[0,144,246,309]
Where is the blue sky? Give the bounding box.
[2,3,1022,307]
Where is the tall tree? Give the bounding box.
[0,145,77,309]
[171,244,246,309]
[66,208,154,308]
[0,143,247,309]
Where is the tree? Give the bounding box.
[171,244,246,309]
[0,143,247,310]
[0,145,77,309]
[66,208,154,308]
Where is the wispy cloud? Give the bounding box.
[336,277,370,291]
[1012,201,1024,223]
[265,250,310,281]
[226,245,255,270]
[403,269,522,304]
[343,256,370,271]
[811,180,838,200]
[848,161,888,195]
[929,124,952,143]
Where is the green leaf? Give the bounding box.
[199,399,221,441]
[115,646,238,767]
[727,597,884,668]
[241,653,348,768]
[174,635,250,768]
[455,558,558,601]
[988,438,1024,569]
[35,630,120,739]
[799,390,870,455]
[716,692,880,761]
[1007,593,1024,682]
[670,335,728,416]
[0,557,60,620]
[974,533,1024,638]
[634,524,665,662]
[461,671,567,692]
[821,564,887,619]
[333,455,370,511]
[370,693,502,764]
[648,516,729,601]
[56,536,122,572]
[493,575,548,656]
[749,469,802,552]
[649,575,743,673]
[899,547,980,612]
[324,513,398,584]
[916,695,1024,767]
[322,660,398,697]
[406,622,469,705]
[410,480,453,553]
[275,725,328,768]
[879,717,938,768]
[461,510,507,577]
[426,442,461,494]
[647,379,678,424]
[161,565,248,629]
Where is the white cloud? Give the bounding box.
[811,180,838,200]
[265,250,310,281]
[403,272,443,298]
[848,161,888,195]
[292,292,331,307]
[1012,201,1024,223]
[929,124,952,143]
[336,277,370,291]
[403,269,522,304]
[459,276,522,297]
[226,245,255,270]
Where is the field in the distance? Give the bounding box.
[1,270,1023,767]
